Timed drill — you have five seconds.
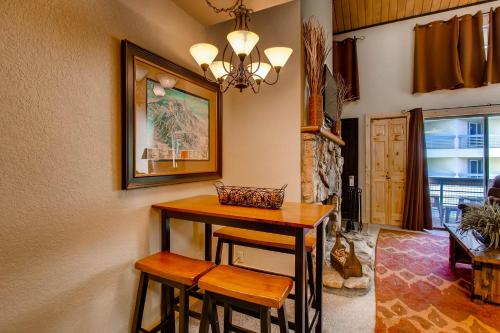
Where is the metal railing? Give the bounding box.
[425,134,500,149]
[425,135,455,149]
[458,134,483,148]
[428,177,485,227]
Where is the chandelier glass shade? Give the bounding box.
[189,1,292,93]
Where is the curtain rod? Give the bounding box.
[334,35,366,42]
[401,103,500,114]
[415,10,491,28]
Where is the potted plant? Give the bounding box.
[303,18,330,127]
[459,203,500,249]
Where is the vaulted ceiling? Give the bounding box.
[333,0,494,34]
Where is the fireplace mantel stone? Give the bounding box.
[301,126,344,205]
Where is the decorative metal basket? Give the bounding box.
[214,181,287,209]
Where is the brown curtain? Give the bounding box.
[459,11,486,88]
[402,108,432,231]
[413,17,462,93]
[332,38,360,100]
[486,7,500,84]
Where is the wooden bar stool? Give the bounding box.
[214,227,317,307]
[131,252,215,333]
[198,265,293,333]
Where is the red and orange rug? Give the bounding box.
[375,229,500,332]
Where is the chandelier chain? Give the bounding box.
[204,0,241,13]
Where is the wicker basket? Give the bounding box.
[214,181,287,209]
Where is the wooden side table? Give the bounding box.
[445,223,500,304]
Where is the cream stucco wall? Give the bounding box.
[206,1,302,274]
[0,1,214,332]
[0,0,303,331]
[334,1,500,221]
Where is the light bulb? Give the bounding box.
[157,74,177,88]
[135,65,148,81]
[209,61,232,80]
[227,30,259,59]
[264,47,293,70]
[247,62,271,83]
[189,43,218,69]
[152,82,165,97]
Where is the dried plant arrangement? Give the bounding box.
[334,73,356,121]
[459,203,500,249]
[332,73,356,136]
[303,18,330,126]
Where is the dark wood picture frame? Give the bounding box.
[121,40,222,189]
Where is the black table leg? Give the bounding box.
[160,211,171,333]
[295,228,306,333]
[315,220,324,333]
[205,223,213,261]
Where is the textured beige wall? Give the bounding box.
[0,0,303,331]
[0,0,214,332]
[207,1,302,274]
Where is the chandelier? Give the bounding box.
[189,0,293,93]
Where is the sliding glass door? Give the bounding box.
[424,116,492,228]
[489,116,500,187]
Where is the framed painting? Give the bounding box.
[121,40,222,189]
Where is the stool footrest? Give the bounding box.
[139,316,171,333]
[227,323,257,333]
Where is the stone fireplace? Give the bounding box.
[301,126,344,231]
[301,126,375,293]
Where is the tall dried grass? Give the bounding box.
[303,18,330,96]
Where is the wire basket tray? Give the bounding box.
[214,181,287,209]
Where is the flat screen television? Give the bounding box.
[323,65,337,122]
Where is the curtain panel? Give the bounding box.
[459,12,486,88]
[413,11,486,93]
[332,38,360,100]
[486,7,500,84]
[413,17,462,93]
[402,108,432,231]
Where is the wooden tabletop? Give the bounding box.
[153,195,333,229]
[445,224,500,265]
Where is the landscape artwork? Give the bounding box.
[122,40,221,189]
[146,79,209,161]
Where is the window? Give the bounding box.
[467,120,484,148]
[468,121,484,135]
[468,159,484,178]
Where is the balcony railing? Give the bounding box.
[458,134,483,148]
[428,177,485,228]
[425,135,455,149]
[425,134,500,149]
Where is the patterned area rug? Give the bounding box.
[375,229,500,332]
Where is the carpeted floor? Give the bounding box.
[375,229,500,332]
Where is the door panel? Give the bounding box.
[372,180,389,224]
[390,180,405,226]
[373,141,387,174]
[371,117,407,226]
[371,119,389,224]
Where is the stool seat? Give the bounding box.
[214,227,316,252]
[135,252,215,286]
[198,265,293,308]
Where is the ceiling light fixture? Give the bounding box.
[189,0,293,93]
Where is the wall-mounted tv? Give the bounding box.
[323,65,337,121]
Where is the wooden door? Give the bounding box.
[370,117,407,226]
